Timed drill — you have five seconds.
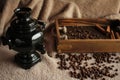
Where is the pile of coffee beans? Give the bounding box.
[59,26,110,39]
[56,53,120,80]
[92,52,120,64]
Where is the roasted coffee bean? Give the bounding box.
[111,53,116,56]
[90,63,95,65]
[112,61,115,63]
[111,65,114,67]
[109,74,115,78]
[61,26,110,40]
[101,78,106,80]
[115,73,118,76]
[69,71,73,77]
[65,58,69,61]
[56,53,119,80]
[63,66,68,70]
[58,66,63,70]
[57,62,60,64]
[115,69,118,71]
[55,54,59,58]
[108,67,113,70]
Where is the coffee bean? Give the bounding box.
[112,61,115,63]
[115,73,118,76]
[57,62,60,64]
[111,53,116,56]
[101,78,106,80]
[109,74,115,78]
[58,66,63,70]
[111,65,114,67]
[56,53,119,80]
[90,63,95,65]
[69,71,74,77]
[108,67,112,70]
[62,26,110,39]
[115,69,118,71]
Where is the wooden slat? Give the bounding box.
[57,40,120,53]
[59,18,109,25]
[111,30,115,39]
[115,32,120,39]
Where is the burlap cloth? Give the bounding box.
[0,0,120,80]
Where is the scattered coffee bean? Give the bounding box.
[115,73,118,76]
[111,65,114,67]
[56,53,119,80]
[115,69,118,71]
[90,63,95,65]
[101,78,106,80]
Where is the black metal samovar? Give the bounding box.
[1,7,46,69]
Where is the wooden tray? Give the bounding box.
[55,18,120,53]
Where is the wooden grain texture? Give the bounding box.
[57,39,120,53]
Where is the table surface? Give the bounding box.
[0,46,120,80]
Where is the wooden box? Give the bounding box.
[55,18,120,53]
